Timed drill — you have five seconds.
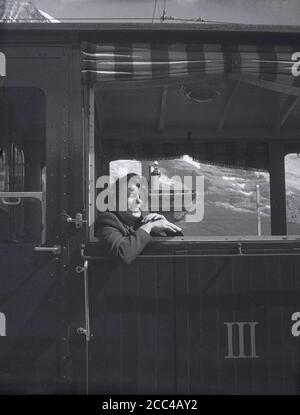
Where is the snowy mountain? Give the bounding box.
[0,0,57,22]
[109,155,300,237]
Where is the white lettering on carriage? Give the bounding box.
[0,52,6,77]
[0,312,6,336]
[291,312,300,337]
[291,52,300,77]
[224,322,259,358]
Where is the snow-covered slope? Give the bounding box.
[0,0,57,22]
[110,155,300,236]
[38,8,59,22]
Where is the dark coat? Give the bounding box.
[94,211,153,265]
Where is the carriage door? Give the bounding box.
[0,47,69,393]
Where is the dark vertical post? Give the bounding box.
[269,143,287,235]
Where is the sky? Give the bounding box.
[34,0,300,25]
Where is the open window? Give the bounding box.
[88,103,272,240]
[106,157,271,237]
[83,41,298,241]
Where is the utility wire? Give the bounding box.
[11,17,243,25]
[156,0,163,17]
[151,0,158,23]
[161,0,167,21]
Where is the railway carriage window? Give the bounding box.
[0,87,46,244]
[95,156,271,237]
[285,154,300,235]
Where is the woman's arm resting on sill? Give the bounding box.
[97,225,152,265]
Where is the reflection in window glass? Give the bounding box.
[0,148,9,192]
[11,144,25,192]
[108,156,271,237]
[109,160,142,183]
[285,154,300,235]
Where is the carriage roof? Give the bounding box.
[1,22,300,151]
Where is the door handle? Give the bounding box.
[34,245,61,255]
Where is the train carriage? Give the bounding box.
[1,22,300,394]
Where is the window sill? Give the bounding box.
[84,236,300,260]
[148,235,300,243]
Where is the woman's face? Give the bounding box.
[127,183,142,217]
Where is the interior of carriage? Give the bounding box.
[90,69,300,240]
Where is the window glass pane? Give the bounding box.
[104,156,271,237]
[110,160,142,182]
[0,197,44,244]
[285,153,300,235]
[0,87,46,244]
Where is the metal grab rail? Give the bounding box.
[1,198,21,205]
[0,192,47,244]
[0,191,45,202]
[0,192,44,206]
[76,260,91,342]
[75,260,91,395]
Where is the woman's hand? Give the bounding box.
[141,213,166,223]
[151,219,182,234]
[140,218,182,234]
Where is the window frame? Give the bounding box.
[0,87,47,245]
[87,86,296,243]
